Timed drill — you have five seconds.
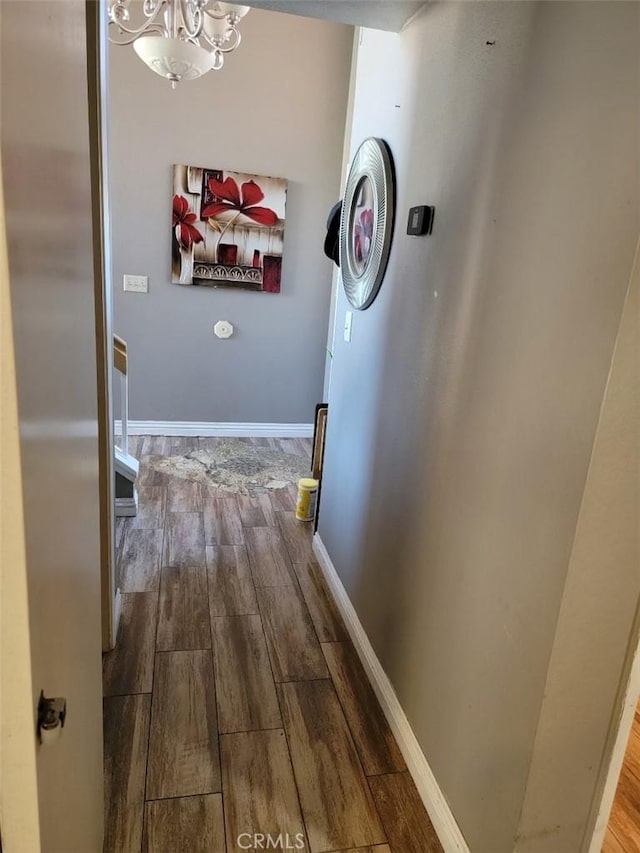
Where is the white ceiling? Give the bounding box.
[236,1,429,32]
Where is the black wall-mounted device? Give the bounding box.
[407,205,435,236]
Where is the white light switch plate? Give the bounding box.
[123,274,148,293]
[344,311,353,342]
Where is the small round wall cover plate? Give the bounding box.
[340,137,395,310]
[214,320,234,339]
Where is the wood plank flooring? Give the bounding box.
[257,584,329,682]
[146,650,220,800]
[143,795,225,853]
[278,679,386,851]
[322,642,406,776]
[157,566,211,651]
[212,615,281,733]
[207,545,258,617]
[104,436,442,852]
[221,729,307,851]
[103,593,157,696]
[369,772,444,853]
[603,704,640,852]
[103,694,151,853]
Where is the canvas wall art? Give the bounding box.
[172,164,287,293]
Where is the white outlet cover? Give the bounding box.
[214,320,234,339]
[123,274,148,293]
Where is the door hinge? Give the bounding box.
[37,691,67,744]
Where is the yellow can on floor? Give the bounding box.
[296,477,319,522]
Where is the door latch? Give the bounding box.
[37,691,66,743]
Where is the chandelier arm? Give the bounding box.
[179,0,204,39]
[108,0,169,41]
[199,25,241,53]
[108,23,169,45]
[220,27,241,52]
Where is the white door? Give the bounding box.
[0,2,104,851]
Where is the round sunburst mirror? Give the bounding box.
[340,138,395,310]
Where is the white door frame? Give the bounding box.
[87,0,118,651]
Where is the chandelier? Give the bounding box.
[108,1,250,86]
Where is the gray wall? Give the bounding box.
[318,3,640,851]
[109,9,352,424]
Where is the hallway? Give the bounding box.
[103,437,442,853]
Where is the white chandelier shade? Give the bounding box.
[108,0,251,85]
[132,36,214,83]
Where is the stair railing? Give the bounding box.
[113,335,129,455]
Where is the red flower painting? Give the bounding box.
[354,207,374,266]
[173,195,203,250]
[201,177,278,226]
[171,164,287,293]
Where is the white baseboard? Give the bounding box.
[312,533,470,853]
[114,420,314,438]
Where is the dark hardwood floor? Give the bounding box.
[104,436,442,853]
